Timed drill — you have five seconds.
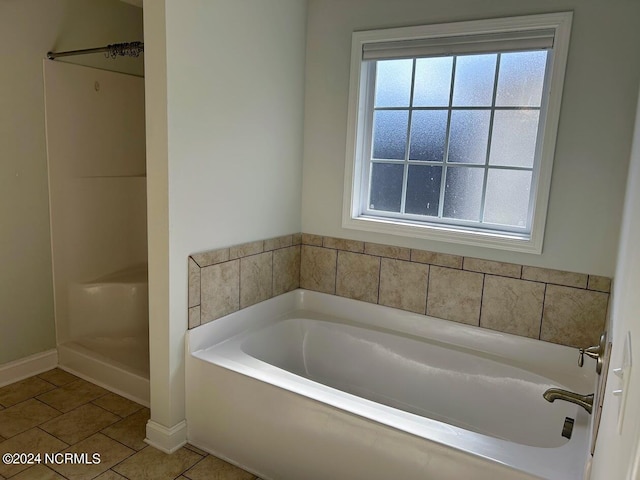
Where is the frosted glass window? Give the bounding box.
[375,59,413,107]
[443,167,484,221]
[484,170,532,227]
[413,57,453,107]
[452,54,497,107]
[372,111,408,160]
[490,110,540,167]
[409,110,448,161]
[348,13,572,248]
[370,163,404,212]
[448,110,491,164]
[496,51,547,107]
[405,165,442,216]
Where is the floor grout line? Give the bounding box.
[1,373,256,480]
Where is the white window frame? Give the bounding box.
[342,12,573,254]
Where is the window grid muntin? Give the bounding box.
[365,50,546,232]
[398,60,418,214]
[478,52,503,224]
[437,55,456,218]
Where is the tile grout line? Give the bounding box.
[425,264,431,316]
[538,283,548,340]
[478,274,486,327]
[376,256,382,305]
[2,375,252,480]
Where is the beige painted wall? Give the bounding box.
[0,0,143,365]
[301,0,640,277]
[144,0,307,436]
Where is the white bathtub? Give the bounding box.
[186,290,595,480]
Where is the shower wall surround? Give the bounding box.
[188,233,610,348]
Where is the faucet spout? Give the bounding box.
[543,388,594,414]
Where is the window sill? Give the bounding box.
[342,214,543,254]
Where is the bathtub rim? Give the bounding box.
[187,289,595,479]
[190,289,593,391]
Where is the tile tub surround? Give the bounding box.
[188,233,611,348]
[189,234,302,327]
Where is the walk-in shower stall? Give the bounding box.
[44,47,148,404]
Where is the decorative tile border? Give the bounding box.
[188,233,611,349]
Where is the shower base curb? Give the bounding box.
[58,342,149,406]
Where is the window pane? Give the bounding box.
[484,169,532,227]
[448,110,490,164]
[496,51,547,107]
[489,110,540,167]
[409,110,448,161]
[369,163,405,212]
[372,110,408,160]
[405,165,442,216]
[452,54,497,107]
[413,57,453,107]
[374,59,413,107]
[443,167,484,221]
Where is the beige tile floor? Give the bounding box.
[0,369,260,480]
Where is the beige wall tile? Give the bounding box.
[480,276,545,338]
[411,249,463,269]
[229,240,264,260]
[427,266,483,326]
[379,259,428,314]
[463,258,521,278]
[301,233,323,246]
[188,258,200,308]
[588,275,612,293]
[300,246,337,294]
[201,261,240,323]
[336,252,380,304]
[292,233,302,245]
[364,242,410,260]
[264,235,293,251]
[273,246,301,296]
[188,306,201,329]
[522,266,588,288]
[190,248,230,267]
[240,252,273,309]
[541,285,609,348]
[323,236,365,253]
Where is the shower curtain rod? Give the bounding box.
[47,41,144,60]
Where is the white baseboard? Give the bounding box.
[145,419,187,453]
[0,349,58,387]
